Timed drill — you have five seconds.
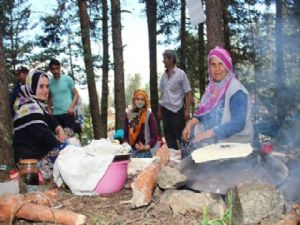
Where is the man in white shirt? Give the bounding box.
[158,49,193,149]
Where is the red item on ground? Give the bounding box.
[9,169,20,180]
[261,143,273,154]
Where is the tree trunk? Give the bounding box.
[77,0,104,139]
[8,5,16,72]
[198,23,206,97]
[275,0,286,124]
[0,8,15,168]
[67,33,75,80]
[205,0,224,50]
[145,0,160,132]
[101,0,109,137]
[222,0,230,51]
[111,0,126,130]
[180,0,186,72]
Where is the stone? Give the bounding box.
[231,183,285,225]
[159,190,226,217]
[157,166,187,190]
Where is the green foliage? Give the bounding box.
[200,191,233,225]
[2,0,32,74]
[125,73,142,106]
[80,104,94,145]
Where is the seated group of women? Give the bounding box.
[12,46,253,163]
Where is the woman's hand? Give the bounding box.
[135,142,150,151]
[182,126,191,142]
[193,129,214,143]
[182,118,198,142]
[56,126,66,143]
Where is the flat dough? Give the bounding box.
[191,143,253,163]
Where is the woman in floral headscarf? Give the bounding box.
[13,70,66,162]
[181,47,253,158]
[124,90,158,158]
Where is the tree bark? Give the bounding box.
[198,23,206,97]
[222,0,231,51]
[145,0,160,133]
[205,0,224,50]
[180,0,186,72]
[101,0,109,137]
[111,0,126,130]
[67,33,75,80]
[77,0,104,139]
[275,0,286,124]
[0,8,15,168]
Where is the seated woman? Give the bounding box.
[13,70,66,162]
[181,46,253,159]
[124,90,158,158]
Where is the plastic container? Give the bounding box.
[18,159,39,185]
[95,160,129,194]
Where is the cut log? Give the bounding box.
[23,189,60,206]
[272,205,300,225]
[0,190,86,225]
[17,203,86,225]
[155,144,170,168]
[131,145,170,208]
[0,194,21,223]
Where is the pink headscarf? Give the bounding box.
[194,47,235,117]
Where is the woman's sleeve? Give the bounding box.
[123,114,129,143]
[45,114,60,132]
[147,113,158,147]
[213,90,247,139]
[28,123,61,149]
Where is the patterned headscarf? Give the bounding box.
[194,47,235,117]
[13,71,49,131]
[128,90,149,145]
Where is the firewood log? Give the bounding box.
[17,203,86,225]
[155,144,170,168]
[0,190,86,225]
[131,145,170,208]
[23,189,60,206]
[272,205,300,225]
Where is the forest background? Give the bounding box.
[0,0,300,167]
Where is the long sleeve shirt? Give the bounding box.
[196,90,247,141]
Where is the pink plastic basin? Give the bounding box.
[95,160,129,194]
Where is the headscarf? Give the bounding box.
[127,90,149,145]
[194,47,235,117]
[13,71,49,131]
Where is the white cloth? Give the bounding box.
[53,139,125,195]
[186,0,206,26]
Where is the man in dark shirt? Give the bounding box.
[9,66,29,117]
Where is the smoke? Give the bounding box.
[234,3,300,150]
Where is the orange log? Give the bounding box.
[0,190,86,225]
[131,145,170,208]
[0,194,22,223]
[272,205,300,225]
[155,144,170,168]
[23,189,60,206]
[16,203,86,225]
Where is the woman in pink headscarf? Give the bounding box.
[181,46,253,158]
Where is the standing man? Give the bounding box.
[158,49,193,149]
[48,59,79,132]
[10,66,29,117]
